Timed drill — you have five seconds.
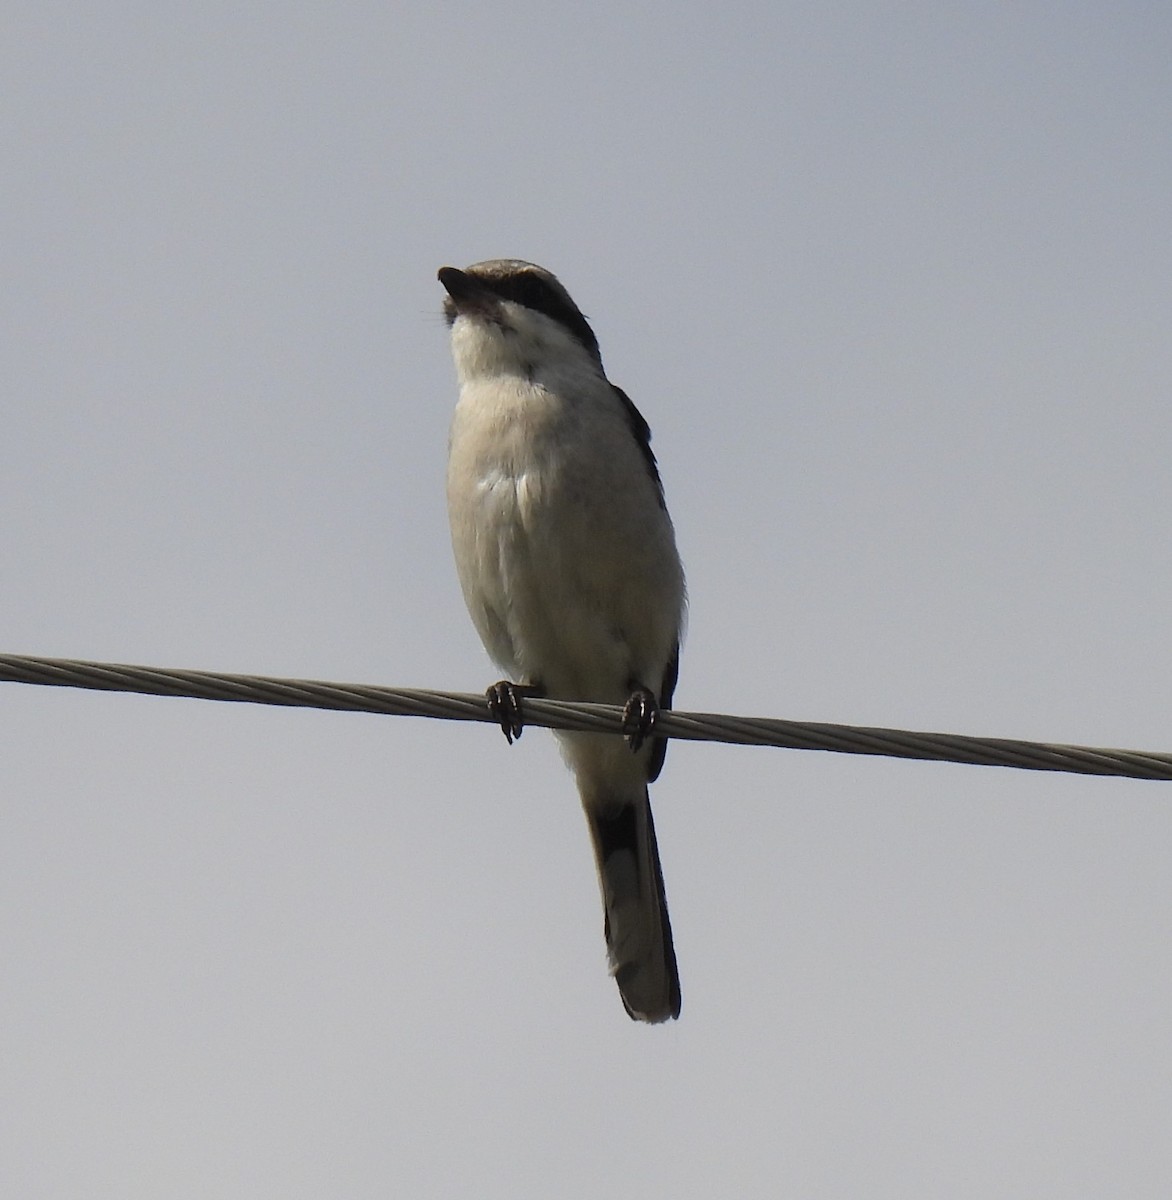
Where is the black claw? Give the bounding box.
[486,681,524,744]
[621,685,659,753]
[485,680,542,745]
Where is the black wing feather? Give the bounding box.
[612,385,665,509]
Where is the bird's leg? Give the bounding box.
[486,680,544,745]
[621,682,659,753]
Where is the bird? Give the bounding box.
[439,259,686,1022]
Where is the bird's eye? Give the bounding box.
[506,274,553,312]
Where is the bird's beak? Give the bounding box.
[438,266,483,302]
[438,266,498,323]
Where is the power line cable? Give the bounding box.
[2,652,1170,781]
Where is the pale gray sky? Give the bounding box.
[4,4,1172,1196]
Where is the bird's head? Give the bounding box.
[438,259,604,384]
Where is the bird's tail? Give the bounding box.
[582,789,680,1022]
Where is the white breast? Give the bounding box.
[446,370,683,706]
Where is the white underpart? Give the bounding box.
[445,301,685,799]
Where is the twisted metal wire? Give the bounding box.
[2,652,1170,781]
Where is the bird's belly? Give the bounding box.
[450,460,673,703]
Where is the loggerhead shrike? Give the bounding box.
[439,259,686,1022]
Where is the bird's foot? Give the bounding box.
[486,680,542,745]
[621,685,659,753]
